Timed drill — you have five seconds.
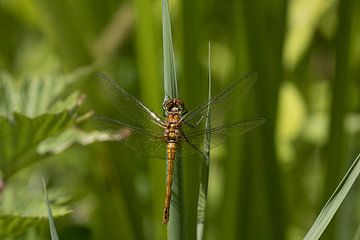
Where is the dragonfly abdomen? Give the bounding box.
[163,142,177,224]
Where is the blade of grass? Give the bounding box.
[134,0,164,237]
[304,153,360,240]
[353,223,360,240]
[181,0,202,238]
[162,0,182,239]
[162,0,178,99]
[241,0,287,238]
[42,178,59,240]
[196,42,212,240]
[323,0,355,237]
[219,2,251,239]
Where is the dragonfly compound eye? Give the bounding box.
[163,99,173,111]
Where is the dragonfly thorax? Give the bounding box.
[164,113,182,142]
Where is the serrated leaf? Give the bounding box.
[0,72,86,179]
[0,178,70,239]
[38,128,115,155]
[0,111,76,179]
[0,215,45,238]
[0,73,68,117]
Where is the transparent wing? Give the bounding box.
[93,115,167,159]
[179,118,265,158]
[97,73,164,131]
[180,72,257,128]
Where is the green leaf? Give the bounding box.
[0,178,70,239]
[38,128,113,156]
[0,72,75,117]
[0,72,93,179]
[304,153,360,240]
[0,111,75,179]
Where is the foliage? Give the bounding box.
[0,70,106,238]
[0,176,70,239]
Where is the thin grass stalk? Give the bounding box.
[162,0,182,239]
[134,0,164,237]
[323,0,355,237]
[353,223,360,240]
[181,0,202,238]
[42,179,59,240]
[220,1,251,239]
[304,153,360,240]
[196,42,212,240]
[241,0,287,238]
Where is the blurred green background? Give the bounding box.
[0,0,360,239]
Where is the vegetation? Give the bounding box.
[0,0,359,239]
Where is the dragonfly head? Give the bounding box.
[163,98,186,115]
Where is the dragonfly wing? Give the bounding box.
[97,73,164,131]
[179,118,265,158]
[94,115,167,159]
[181,72,257,127]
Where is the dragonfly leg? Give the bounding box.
[194,115,205,127]
[184,115,205,128]
[180,129,207,160]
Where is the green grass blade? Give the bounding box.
[42,179,59,240]
[323,0,355,237]
[196,42,212,240]
[162,0,178,99]
[162,0,182,239]
[304,153,360,240]
[181,0,202,237]
[354,223,360,240]
[133,0,164,237]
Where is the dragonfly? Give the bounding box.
[94,72,265,224]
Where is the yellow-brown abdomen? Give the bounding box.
[162,142,177,224]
